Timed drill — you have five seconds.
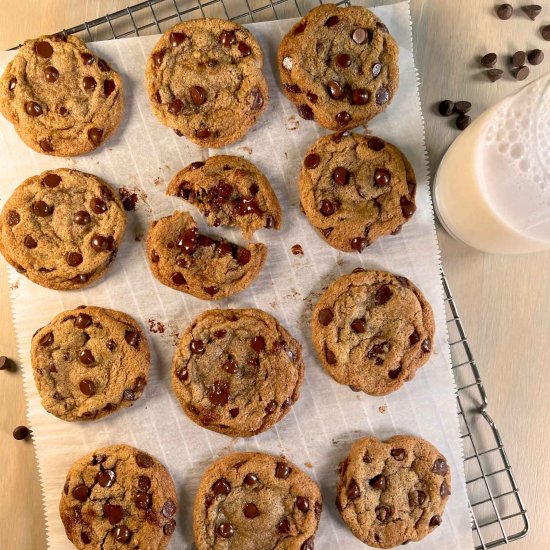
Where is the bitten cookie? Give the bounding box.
[299,132,416,252]
[146,211,266,300]
[194,452,322,550]
[0,34,123,156]
[312,269,435,395]
[31,306,149,421]
[278,5,399,130]
[172,308,304,437]
[336,435,451,548]
[0,169,126,290]
[60,444,177,549]
[145,19,268,148]
[167,156,282,239]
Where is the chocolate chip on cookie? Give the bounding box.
[146,19,268,148]
[299,132,416,252]
[146,210,266,300]
[0,35,123,156]
[193,452,321,549]
[336,435,451,547]
[312,270,435,395]
[278,5,399,130]
[0,169,126,290]
[167,155,282,239]
[31,306,149,421]
[172,308,304,437]
[60,444,177,548]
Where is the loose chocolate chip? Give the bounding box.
[251,336,266,353]
[512,51,527,68]
[138,475,151,491]
[325,15,339,27]
[275,462,291,479]
[0,356,9,370]
[429,515,442,527]
[97,59,110,72]
[90,198,107,214]
[438,100,454,116]
[135,492,151,510]
[391,448,406,460]
[400,196,416,217]
[196,124,211,139]
[83,76,96,91]
[375,284,392,305]
[487,69,504,82]
[454,100,471,114]
[325,347,337,364]
[320,199,335,216]
[351,319,366,333]
[278,518,291,534]
[78,349,95,365]
[496,3,513,19]
[12,425,30,440]
[171,32,186,46]
[522,4,542,20]
[244,473,258,486]
[88,128,103,146]
[374,168,391,187]
[32,201,52,217]
[318,308,333,326]
[376,505,392,522]
[375,87,389,105]
[336,111,352,126]
[347,480,361,499]
[352,88,369,105]
[298,104,314,120]
[528,49,544,65]
[217,522,234,538]
[103,79,116,96]
[113,525,131,543]
[351,237,368,252]
[542,24,550,40]
[25,101,43,117]
[7,210,20,226]
[8,77,17,91]
[336,53,351,68]
[24,235,37,249]
[135,453,153,468]
[66,252,83,266]
[480,53,497,67]
[369,474,386,490]
[440,481,451,497]
[190,86,206,106]
[220,30,237,46]
[243,503,260,518]
[98,469,115,487]
[514,66,530,81]
[352,27,368,44]
[35,41,53,58]
[238,41,251,56]
[333,167,349,186]
[39,332,54,346]
[190,339,205,354]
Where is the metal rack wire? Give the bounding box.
[18,0,529,547]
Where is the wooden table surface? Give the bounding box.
[1,1,548,548]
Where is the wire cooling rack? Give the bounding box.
[16,0,529,548]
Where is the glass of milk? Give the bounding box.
[433,74,550,254]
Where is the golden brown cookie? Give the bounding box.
[145,19,268,148]
[312,269,435,396]
[60,444,177,549]
[336,435,451,548]
[146,210,266,300]
[172,308,304,437]
[0,169,126,290]
[167,155,282,239]
[31,306,149,421]
[299,132,416,252]
[193,452,322,550]
[0,34,124,156]
[278,5,399,130]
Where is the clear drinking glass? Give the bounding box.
[433,74,550,254]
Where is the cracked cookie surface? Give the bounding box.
[145,19,268,148]
[336,435,451,548]
[60,444,177,549]
[167,155,282,239]
[31,306,149,421]
[312,270,435,396]
[299,132,416,252]
[193,452,321,550]
[278,5,399,130]
[146,211,266,300]
[172,308,304,437]
[0,34,123,156]
[0,169,126,290]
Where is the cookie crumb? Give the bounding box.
[153,177,161,186]
[148,319,166,334]
[134,233,144,242]
[9,279,20,290]
[286,116,300,130]
[291,244,304,255]
[119,187,139,211]
[378,405,387,414]
[304,461,313,468]
[238,145,253,155]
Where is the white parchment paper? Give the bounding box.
[0,2,473,548]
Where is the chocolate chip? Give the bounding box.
[79,378,96,397]
[438,100,454,116]
[35,41,53,58]
[375,284,392,305]
[113,525,131,542]
[433,458,448,475]
[412,490,426,505]
[327,80,344,99]
[400,196,416,217]
[66,252,83,266]
[32,200,52,217]
[542,24,550,40]
[103,79,116,96]
[374,168,391,187]
[135,453,153,468]
[352,27,368,44]
[371,63,382,78]
[325,347,337,364]
[7,210,20,226]
[138,475,151,491]
[160,499,176,519]
[440,481,451,497]
[429,515,442,527]
[278,518,291,533]
[480,53,497,67]
[352,88,369,105]
[90,197,107,214]
[208,380,229,406]
[87,128,103,146]
[325,15,339,27]
[376,505,392,522]
[44,66,59,83]
[220,30,237,46]
[190,86,206,106]
[95,469,116,488]
[39,332,54,346]
[249,89,264,111]
[217,522,234,538]
[168,98,183,115]
[389,448,406,461]
[98,59,111,72]
[336,111,352,126]
[251,336,266,353]
[81,532,91,544]
[83,76,96,91]
[80,52,94,65]
[321,227,333,238]
[522,4,542,20]
[512,51,527,68]
[78,349,94,366]
[304,153,320,169]
[170,32,186,46]
[275,462,291,479]
[496,3,513,19]
[487,69,504,82]
[153,50,165,66]
[204,286,219,296]
[132,491,151,511]
[421,338,431,353]
[24,101,42,118]
[453,100,471,115]
[375,87,389,105]
[265,400,277,414]
[24,235,37,249]
[163,520,176,535]
[196,124,211,139]
[333,167,349,186]
[318,308,333,326]
[369,474,386,490]
[125,331,140,348]
[336,53,351,68]
[243,503,259,518]
[8,77,17,91]
[244,473,258,486]
[0,356,9,371]
[190,339,205,354]
[72,484,90,502]
[514,66,530,81]
[320,199,335,216]
[351,319,366,333]
[306,91,318,103]
[298,104,314,120]
[12,425,30,440]
[528,49,544,65]
[347,480,361,499]
[294,21,307,34]
[238,41,252,56]
[351,237,368,252]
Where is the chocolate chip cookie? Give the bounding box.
[172,308,304,437]
[0,169,126,290]
[194,452,322,549]
[0,34,123,156]
[167,156,282,239]
[336,435,451,548]
[146,211,266,300]
[312,270,435,396]
[145,19,268,148]
[60,444,177,549]
[278,5,399,130]
[299,132,416,252]
[31,306,149,421]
